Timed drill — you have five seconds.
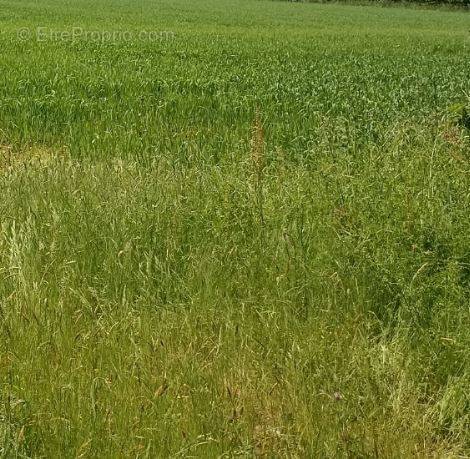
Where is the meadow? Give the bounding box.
[0,0,469,456]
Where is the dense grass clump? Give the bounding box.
[0,0,469,456]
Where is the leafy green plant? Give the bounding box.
[448,102,470,130]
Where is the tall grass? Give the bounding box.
[0,0,469,456]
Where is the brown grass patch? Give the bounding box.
[0,144,65,170]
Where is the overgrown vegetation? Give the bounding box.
[0,0,469,456]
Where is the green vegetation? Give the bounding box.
[299,0,469,9]
[0,0,469,456]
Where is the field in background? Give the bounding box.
[0,0,469,456]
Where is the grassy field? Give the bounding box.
[0,0,469,456]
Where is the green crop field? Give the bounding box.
[0,0,469,456]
